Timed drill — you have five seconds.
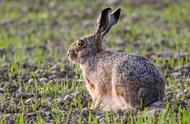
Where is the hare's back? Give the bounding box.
[117,54,163,83]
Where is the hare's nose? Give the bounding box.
[67,49,71,56]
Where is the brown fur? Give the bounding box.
[67,8,165,111]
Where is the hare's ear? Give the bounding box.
[96,8,121,36]
[96,7,112,35]
[104,8,121,35]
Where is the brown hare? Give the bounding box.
[67,7,165,111]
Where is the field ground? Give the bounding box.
[0,0,190,123]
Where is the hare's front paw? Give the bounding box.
[102,105,124,112]
[102,105,112,112]
[103,104,133,112]
[90,97,102,109]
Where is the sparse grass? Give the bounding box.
[0,0,190,123]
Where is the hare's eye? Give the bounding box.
[78,40,86,47]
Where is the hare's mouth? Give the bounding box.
[68,50,78,62]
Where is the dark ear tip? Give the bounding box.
[118,8,121,11]
[104,7,112,10]
[113,8,121,18]
[102,7,112,13]
[100,7,112,18]
[116,8,121,13]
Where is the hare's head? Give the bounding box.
[67,7,121,64]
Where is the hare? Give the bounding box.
[67,7,165,111]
